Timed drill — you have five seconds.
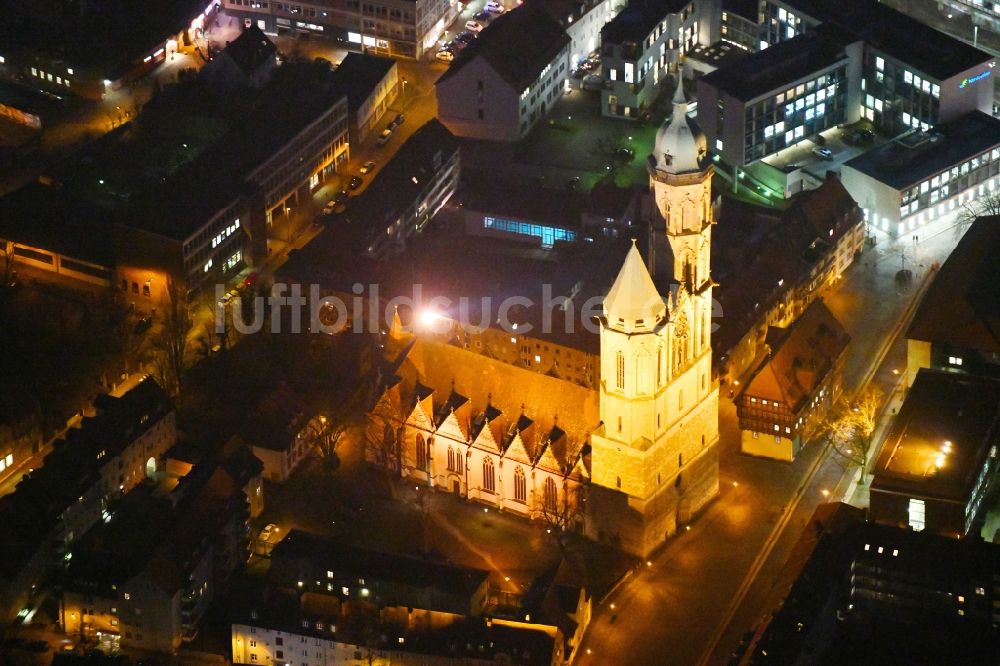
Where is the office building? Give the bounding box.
[842,111,1000,238]
[342,119,459,258]
[221,0,457,59]
[870,369,1000,538]
[329,52,400,145]
[436,4,571,141]
[697,31,857,167]
[0,56,350,296]
[719,0,760,52]
[759,0,994,135]
[747,503,1000,663]
[905,215,1000,385]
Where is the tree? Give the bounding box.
[826,386,883,480]
[957,190,1000,234]
[304,415,346,473]
[365,387,407,477]
[0,243,14,288]
[540,483,585,554]
[148,277,192,394]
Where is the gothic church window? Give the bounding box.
[514,467,526,502]
[482,457,495,493]
[616,351,625,389]
[416,434,428,471]
[544,477,557,511]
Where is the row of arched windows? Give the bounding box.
[416,435,561,510]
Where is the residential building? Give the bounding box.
[436,4,571,141]
[0,0,219,99]
[270,531,491,616]
[0,57,350,296]
[329,52,400,145]
[226,581,564,666]
[758,0,994,135]
[842,111,1000,239]
[905,215,1000,386]
[599,0,704,119]
[713,173,865,386]
[697,30,858,168]
[62,451,261,653]
[201,25,280,91]
[228,383,318,483]
[736,300,850,461]
[748,503,1000,663]
[528,0,621,67]
[342,119,459,259]
[221,0,457,59]
[0,379,174,622]
[870,369,1000,538]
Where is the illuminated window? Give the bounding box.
[514,466,526,502]
[948,356,963,366]
[908,498,926,531]
[616,351,625,389]
[482,457,495,493]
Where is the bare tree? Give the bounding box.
[957,190,1000,233]
[366,390,406,477]
[305,415,347,473]
[541,483,585,554]
[826,386,883,480]
[148,277,192,394]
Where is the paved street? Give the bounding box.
[576,207,968,665]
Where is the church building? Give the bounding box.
[368,79,720,558]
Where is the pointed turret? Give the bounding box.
[603,241,666,332]
[653,75,709,175]
[388,305,406,341]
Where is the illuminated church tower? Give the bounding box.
[590,78,719,557]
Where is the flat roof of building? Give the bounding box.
[601,0,691,45]
[722,0,759,22]
[0,60,347,244]
[907,215,1000,353]
[438,4,570,92]
[0,0,209,78]
[843,111,1000,191]
[272,530,490,599]
[871,369,1000,502]
[699,32,848,102]
[780,0,993,80]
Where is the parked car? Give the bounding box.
[359,160,376,174]
[485,1,504,13]
[465,20,483,32]
[323,200,337,215]
[582,74,603,91]
[437,48,456,62]
[348,175,363,190]
[376,128,393,146]
[474,9,491,21]
[334,190,350,205]
[260,523,278,542]
[572,68,586,79]
[390,113,404,128]
[455,31,477,44]
[812,146,834,160]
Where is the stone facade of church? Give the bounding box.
[368,78,719,558]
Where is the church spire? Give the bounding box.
[603,241,666,332]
